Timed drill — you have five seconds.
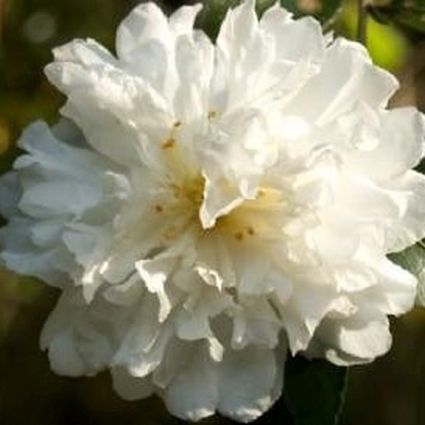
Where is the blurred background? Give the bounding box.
[0,0,425,424]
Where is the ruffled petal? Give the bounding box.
[307,309,392,366]
[285,38,399,125]
[164,343,218,421]
[217,345,284,423]
[111,367,155,400]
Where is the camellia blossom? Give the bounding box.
[1,0,425,422]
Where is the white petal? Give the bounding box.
[279,283,352,354]
[103,274,144,306]
[45,39,117,92]
[176,288,232,344]
[358,257,417,315]
[309,310,392,365]
[47,331,87,377]
[286,38,399,125]
[261,14,325,63]
[116,2,172,61]
[217,346,283,423]
[232,298,281,349]
[169,4,203,36]
[113,297,170,377]
[164,343,218,422]
[173,32,214,122]
[200,173,243,229]
[40,290,87,376]
[60,80,146,167]
[19,180,101,219]
[347,107,425,179]
[111,367,155,400]
[0,219,71,286]
[335,172,403,220]
[135,252,180,322]
[216,0,258,62]
[384,171,425,252]
[259,3,293,29]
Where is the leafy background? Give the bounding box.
[0,0,425,424]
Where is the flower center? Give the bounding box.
[154,175,286,244]
[214,186,285,242]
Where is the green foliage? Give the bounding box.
[389,243,425,307]
[197,0,237,40]
[285,356,347,425]
[370,0,425,35]
[339,2,409,72]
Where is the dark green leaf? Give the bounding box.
[389,243,425,306]
[196,0,240,40]
[370,0,425,35]
[284,356,347,425]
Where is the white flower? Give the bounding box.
[1,0,425,422]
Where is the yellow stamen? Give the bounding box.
[162,137,176,149]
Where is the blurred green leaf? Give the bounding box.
[389,243,425,307]
[339,2,409,72]
[285,356,347,425]
[370,0,425,35]
[197,0,238,40]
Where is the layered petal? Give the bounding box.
[1,1,424,423]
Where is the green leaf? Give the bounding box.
[284,356,347,425]
[196,0,239,40]
[389,243,425,307]
[370,0,425,35]
[278,0,344,26]
[339,2,409,72]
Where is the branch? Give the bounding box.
[357,0,369,46]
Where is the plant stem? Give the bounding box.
[356,0,368,46]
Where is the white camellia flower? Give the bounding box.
[1,0,425,422]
